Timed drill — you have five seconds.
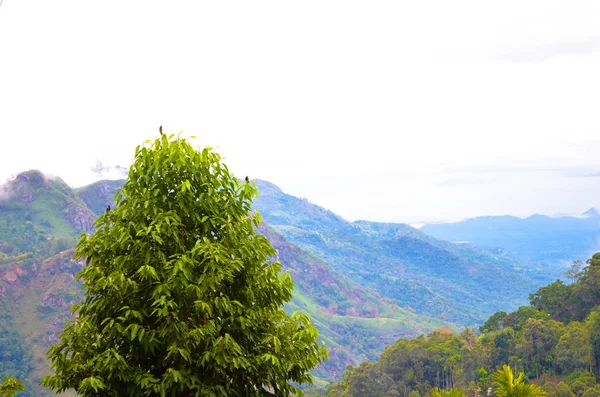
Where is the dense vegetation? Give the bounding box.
[322,253,600,397]
[0,301,34,397]
[0,376,25,397]
[42,135,327,396]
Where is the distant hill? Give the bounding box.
[420,210,600,265]
[252,180,561,326]
[0,172,447,393]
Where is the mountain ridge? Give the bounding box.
[251,180,562,326]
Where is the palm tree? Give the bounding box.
[492,365,546,397]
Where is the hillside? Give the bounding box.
[0,170,94,258]
[252,180,561,326]
[420,211,600,265]
[322,252,600,397]
[74,177,555,325]
[0,172,447,394]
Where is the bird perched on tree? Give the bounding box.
[159,125,163,135]
[245,176,249,183]
[106,205,111,214]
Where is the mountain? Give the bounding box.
[420,211,600,265]
[252,180,562,326]
[73,179,123,216]
[0,172,447,394]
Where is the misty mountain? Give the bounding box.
[420,210,600,265]
[252,180,562,326]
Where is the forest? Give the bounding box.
[320,253,600,397]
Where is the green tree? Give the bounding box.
[41,135,327,396]
[492,365,546,397]
[564,260,584,283]
[571,381,589,397]
[480,312,508,333]
[585,306,600,373]
[0,377,24,397]
[552,382,571,397]
[516,319,561,378]
[529,281,572,323]
[582,386,600,397]
[572,254,600,320]
[554,322,592,373]
[347,362,399,397]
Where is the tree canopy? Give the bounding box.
[0,376,24,397]
[41,134,327,396]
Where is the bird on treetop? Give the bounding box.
[159,125,163,135]
[106,205,111,213]
[245,176,249,183]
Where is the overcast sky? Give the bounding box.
[1,1,599,223]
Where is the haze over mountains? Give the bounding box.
[421,209,600,265]
[1,170,599,395]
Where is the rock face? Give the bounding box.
[64,200,95,232]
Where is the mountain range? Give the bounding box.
[420,210,600,265]
[0,170,590,395]
[251,180,562,326]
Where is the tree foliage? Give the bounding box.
[0,377,24,397]
[41,135,327,396]
[322,253,600,397]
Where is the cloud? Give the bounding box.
[501,37,600,62]
[90,161,128,180]
[0,184,11,202]
[436,163,600,186]
[565,169,600,178]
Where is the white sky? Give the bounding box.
[1,1,600,223]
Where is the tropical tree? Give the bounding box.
[41,134,327,396]
[0,377,24,397]
[586,306,600,373]
[492,365,546,397]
